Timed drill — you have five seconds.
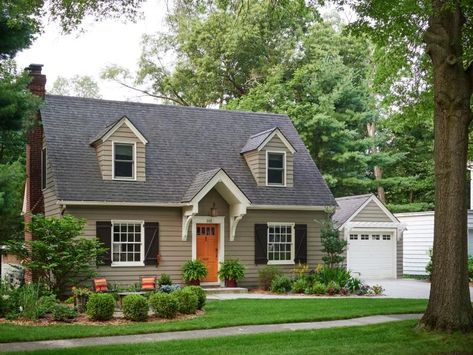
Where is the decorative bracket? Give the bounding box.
[182,213,196,241]
[230,215,244,241]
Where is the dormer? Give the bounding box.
[241,127,296,187]
[90,116,148,181]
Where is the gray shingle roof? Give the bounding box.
[240,127,276,153]
[41,95,336,206]
[181,168,222,202]
[332,194,372,228]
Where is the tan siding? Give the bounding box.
[243,135,294,187]
[397,235,403,278]
[65,206,188,286]
[95,123,146,181]
[352,200,393,222]
[230,210,325,287]
[42,141,60,217]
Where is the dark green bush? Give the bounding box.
[149,292,179,319]
[270,275,292,293]
[122,294,149,321]
[186,286,206,310]
[174,288,198,314]
[258,266,282,290]
[86,293,115,321]
[52,304,77,322]
[158,273,172,286]
[317,266,351,287]
[305,282,326,295]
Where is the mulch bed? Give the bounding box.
[0,310,204,326]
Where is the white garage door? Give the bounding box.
[347,232,396,279]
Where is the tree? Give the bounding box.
[320,218,348,268]
[0,161,25,242]
[50,75,102,98]
[8,214,107,295]
[337,0,473,331]
[103,0,317,106]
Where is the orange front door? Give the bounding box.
[196,224,219,282]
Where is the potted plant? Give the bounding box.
[218,259,246,287]
[182,260,208,285]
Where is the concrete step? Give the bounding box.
[203,287,248,294]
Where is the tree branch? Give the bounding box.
[111,78,188,106]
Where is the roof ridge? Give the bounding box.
[45,94,289,119]
[249,127,278,138]
[335,194,373,201]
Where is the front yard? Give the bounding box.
[0,298,427,343]
[8,319,473,355]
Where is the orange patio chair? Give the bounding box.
[93,277,109,293]
[140,276,157,291]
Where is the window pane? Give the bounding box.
[115,161,133,178]
[268,169,283,184]
[268,153,283,168]
[115,144,133,160]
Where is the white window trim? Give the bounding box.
[267,222,295,265]
[112,141,137,181]
[41,147,47,190]
[110,220,145,267]
[265,150,286,187]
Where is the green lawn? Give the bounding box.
[0,298,427,343]
[10,320,473,355]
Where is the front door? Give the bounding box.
[196,224,219,282]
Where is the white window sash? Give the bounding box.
[267,222,295,265]
[111,220,145,267]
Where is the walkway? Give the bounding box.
[0,314,421,352]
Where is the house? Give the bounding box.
[332,194,404,279]
[395,211,473,276]
[23,65,337,287]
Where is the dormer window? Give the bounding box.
[267,151,285,186]
[113,142,135,180]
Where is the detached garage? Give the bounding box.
[333,194,405,279]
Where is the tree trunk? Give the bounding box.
[367,122,386,203]
[421,0,473,332]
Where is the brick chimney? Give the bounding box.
[24,64,46,282]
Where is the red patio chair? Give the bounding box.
[93,277,109,292]
[140,276,156,291]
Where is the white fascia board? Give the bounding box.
[101,116,148,145]
[257,129,296,154]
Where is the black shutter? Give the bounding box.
[294,224,308,264]
[96,221,112,266]
[255,224,268,264]
[144,222,159,266]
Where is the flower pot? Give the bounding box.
[188,279,200,286]
[225,279,237,288]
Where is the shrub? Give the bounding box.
[218,259,246,282]
[158,273,172,286]
[7,215,107,296]
[292,278,307,293]
[174,288,198,314]
[159,284,181,293]
[122,294,149,321]
[258,266,282,290]
[11,283,55,320]
[339,287,349,296]
[371,284,385,295]
[346,277,362,293]
[186,286,206,310]
[309,282,326,295]
[317,266,351,287]
[326,280,340,295]
[320,219,347,268]
[356,284,371,296]
[52,304,77,322]
[86,293,115,321]
[149,292,179,319]
[270,275,292,293]
[181,260,208,283]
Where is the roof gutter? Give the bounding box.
[248,204,333,211]
[57,200,190,208]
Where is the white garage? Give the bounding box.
[333,194,404,279]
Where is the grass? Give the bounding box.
[0,298,427,343]
[10,320,473,355]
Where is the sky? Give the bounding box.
[16,0,168,102]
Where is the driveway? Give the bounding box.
[366,278,473,300]
[207,279,473,300]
